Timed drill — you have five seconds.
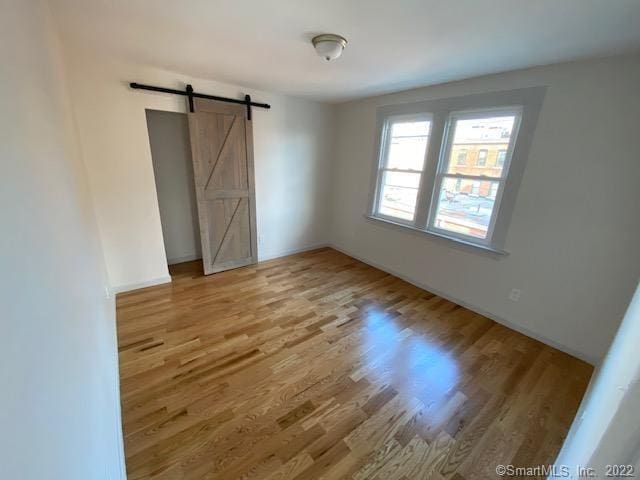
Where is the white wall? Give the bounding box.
[0,1,124,478]
[330,55,640,363]
[554,282,640,478]
[146,110,202,265]
[62,46,335,292]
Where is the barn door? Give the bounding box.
[187,98,257,274]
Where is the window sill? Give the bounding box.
[364,214,509,256]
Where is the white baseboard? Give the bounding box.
[111,245,328,294]
[258,243,329,262]
[111,275,172,294]
[328,243,596,365]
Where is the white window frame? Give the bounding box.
[372,113,433,226]
[427,107,523,247]
[367,87,546,254]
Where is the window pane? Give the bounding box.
[477,149,488,166]
[446,115,515,178]
[433,177,500,239]
[378,171,420,221]
[386,120,430,171]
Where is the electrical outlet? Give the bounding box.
[509,288,521,302]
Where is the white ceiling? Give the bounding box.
[50,0,640,102]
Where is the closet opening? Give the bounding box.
[146,109,202,274]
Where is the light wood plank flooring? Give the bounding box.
[116,248,592,479]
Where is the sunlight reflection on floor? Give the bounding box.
[361,306,460,415]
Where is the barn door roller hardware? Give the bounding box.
[129,82,270,120]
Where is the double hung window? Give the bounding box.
[369,87,545,252]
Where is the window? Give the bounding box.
[369,87,544,252]
[477,149,488,166]
[373,115,431,223]
[430,111,520,241]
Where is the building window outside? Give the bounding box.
[496,149,507,167]
[477,149,488,166]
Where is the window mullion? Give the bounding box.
[426,172,445,231]
[414,112,446,229]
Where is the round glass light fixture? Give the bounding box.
[312,34,348,61]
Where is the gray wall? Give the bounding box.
[330,54,640,364]
[146,110,202,265]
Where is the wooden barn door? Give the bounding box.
[188,98,257,274]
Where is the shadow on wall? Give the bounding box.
[146,110,202,265]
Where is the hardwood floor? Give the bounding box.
[116,248,592,479]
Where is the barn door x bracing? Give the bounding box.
[188,98,257,274]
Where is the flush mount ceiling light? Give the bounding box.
[312,34,348,61]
